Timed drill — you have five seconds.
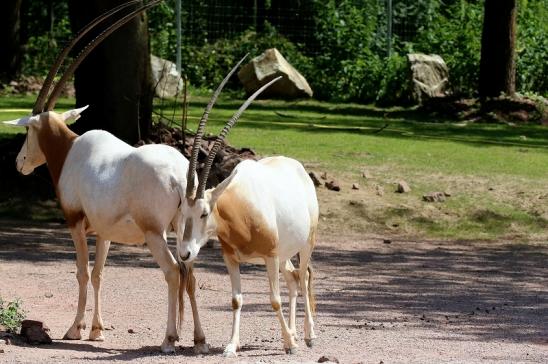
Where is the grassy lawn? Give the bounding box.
[1,94,547,240]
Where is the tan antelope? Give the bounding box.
[175,82,319,356]
[2,0,211,353]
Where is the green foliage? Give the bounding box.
[14,0,548,101]
[148,1,177,61]
[180,23,314,92]
[20,1,72,76]
[411,1,483,96]
[516,0,548,96]
[376,53,412,105]
[0,298,26,333]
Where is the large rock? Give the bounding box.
[407,53,450,103]
[238,48,312,99]
[151,55,184,98]
[20,320,52,345]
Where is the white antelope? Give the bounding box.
[175,93,319,356]
[2,1,275,354]
[2,1,201,353]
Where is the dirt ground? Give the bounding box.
[0,220,547,364]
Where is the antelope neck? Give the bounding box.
[37,114,78,189]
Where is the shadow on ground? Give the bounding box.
[0,220,546,347]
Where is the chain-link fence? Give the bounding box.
[174,0,425,62]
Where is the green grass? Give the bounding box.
[163,95,548,179]
[1,94,547,240]
[0,297,26,333]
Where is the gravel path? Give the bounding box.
[0,220,547,363]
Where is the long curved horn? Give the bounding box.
[32,0,141,115]
[195,76,282,199]
[45,0,162,111]
[185,54,249,198]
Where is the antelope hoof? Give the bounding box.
[160,337,177,354]
[63,326,82,340]
[160,343,176,354]
[89,329,105,341]
[193,342,210,354]
[305,338,314,348]
[285,347,298,355]
[223,343,238,357]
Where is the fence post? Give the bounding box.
[387,0,393,57]
[176,0,182,73]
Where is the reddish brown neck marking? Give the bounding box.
[37,113,78,189]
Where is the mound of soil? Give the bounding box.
[137,123,257,188]
[1,77,74,97]
[421,95,548,124]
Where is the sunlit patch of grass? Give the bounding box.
[1,93,547,240]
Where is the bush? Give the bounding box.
[411,1,483,97]
[179,23,314,92]
[376,53,412,105]
[516,0,548,96]
[0,298,26,333]
[15,0,548,102]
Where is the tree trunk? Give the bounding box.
[68,0,153,144]
[479,0,517,99]
[0,0,22,83]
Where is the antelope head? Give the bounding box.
[2,0,161,175]
[176,56,281,264]
[4,107,88,175]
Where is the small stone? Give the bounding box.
[375,185,384,196]
[396,180,411,193]
[308,172,322,187]
[45,293,53,298]
[128,329,135,334]
[318,355,340,363]
[443,191,452,197]
[423,192,446,202]
[383,239,391,244]
[21,320,52,344]
[362,170,372,179]
[320,172,328,180]
[325,180,341,192]
[352,183,360,190]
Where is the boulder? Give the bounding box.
[396,180,411,193]
[238,48,312,99]
[423,192,447,203]
[407,53,450,103]
[20,320,52,345]
[151,55,184,98]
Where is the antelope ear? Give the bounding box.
[2,115,39,126]
[209,171,237,208]
[62,105,89,122]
